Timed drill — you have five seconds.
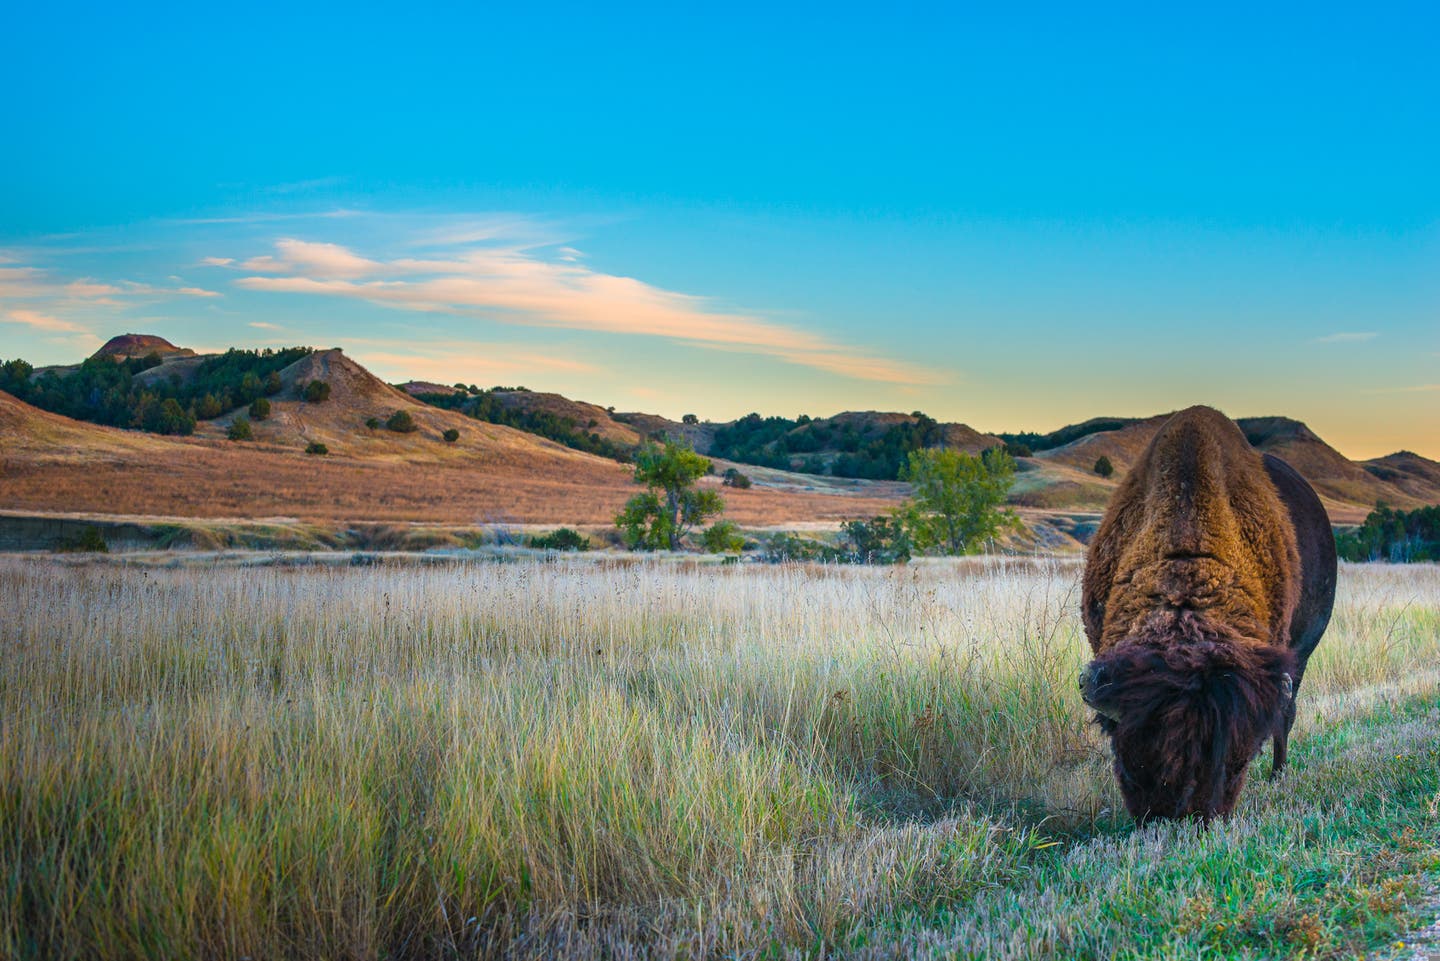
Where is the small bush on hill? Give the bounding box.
[303,380,331,403]
[365,417,380,430]
[529,528,590,551]
[1094,456,1115,478]
[387,410,417,433]
[682,413,699,425]
[722,467,752,489]
[305,441,328,456]
[248,397,270,420]
[1005,442,1033,458]
[227,418,253,441]
[442,428,460,443]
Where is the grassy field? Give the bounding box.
[1,556,1437,959]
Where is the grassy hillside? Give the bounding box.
[1,557,1436,959]
[5,334,1436,529]
[0,388,905,526]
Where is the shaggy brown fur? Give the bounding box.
[1080,406,1309,822]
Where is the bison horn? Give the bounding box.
[1280,672,1293,700]
[1079,662,1122,721]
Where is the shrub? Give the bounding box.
[386,410,418,433]
[840,515,912,564]
[227,417,253,441]
[1005,442,1033,458]
[760,531,828,563]
[722,467,752,489]
[248,397,270,421]
[529,527,590,551]
[303,380,331,403]
[365,417,380,430]
[701,520,745,554]
[56,526,108,553]
[682,413,699,425]
[264,370,282,395]
[442,428,460,443]
[1094,456,1115,478]
[305,441,328,456]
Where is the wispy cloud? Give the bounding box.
[1312,331,1377,344]
[4,309,87,333]
[166,209,358,226]
[248,321,283,330]
[225,232,945,384]
[0,260,223,344]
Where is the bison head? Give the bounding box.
[1079,623,1295,823]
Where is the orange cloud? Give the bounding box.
[231,238,946,385]
[4,309,87,333]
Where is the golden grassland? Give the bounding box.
[2,556,1438,959]
[0,389,904,526]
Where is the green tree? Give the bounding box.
[442,428,460,443]
[305,441,328,455]
[1094,455,1115,478]
[615,441,725,550]
[386,410,417,433]
[303,380,331,403]
[195,393,225,419]
[248,397,271,420]
[900,447,1020,555]
[227,417,253,441]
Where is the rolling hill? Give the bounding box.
[3,333,1437,536]
[0,347,907,529]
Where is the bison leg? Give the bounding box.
[1269,693,1298,779]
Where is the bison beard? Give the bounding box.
[1081,611,1296,822]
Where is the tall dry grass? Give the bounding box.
[1,557,1437,959]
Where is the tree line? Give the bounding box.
[1336,504,1440,562]
[0,348,311,435]
[411,388,632,462]
[710,411,954,480]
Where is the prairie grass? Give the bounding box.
[1,556,1437,959]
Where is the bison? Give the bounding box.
[1078,405,1336,822]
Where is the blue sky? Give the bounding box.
[1,2,1436,457]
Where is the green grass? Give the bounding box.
[1,557,1436,959]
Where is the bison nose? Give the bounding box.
[1079,661,1123,720]
[1079,663,1106,694]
